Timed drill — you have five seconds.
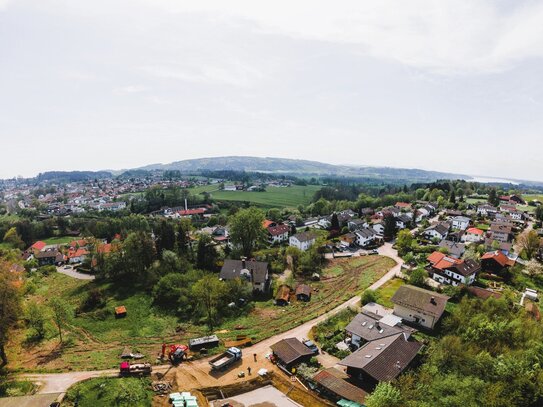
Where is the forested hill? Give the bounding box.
[137,156,468,182]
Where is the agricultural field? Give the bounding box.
[190,184,321,208]
[7,256,395,373]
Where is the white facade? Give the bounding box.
[393,304,437,330]
[451,217,470,230]
[289,235,316,251]
[372,223,384,235]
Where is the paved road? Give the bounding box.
[20,246,403,394]
[56,266,95,280]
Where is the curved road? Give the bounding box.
[21,243,403,394]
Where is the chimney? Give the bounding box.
[430,296,436,305]
[241,256,247,269]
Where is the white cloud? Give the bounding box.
[113,85,148,95]
[136,0,543,75]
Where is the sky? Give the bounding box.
[1,0,543,180]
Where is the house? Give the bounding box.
[30,241,47,252]
[462,227,484,243]
[372,221,385,235]
[395,214,411,230]
[337,210,357,226]
[355,228,377,247]
[295,284,312,302]
[35,249,64,267]
[223,184,238,191]
[424,222,449,241]
[289,232,316,251]
[451,216,470,230]
[344,311,414,349]
[391,285,449,329]
[68,248,90,264]
[220,258,269,292]
[488,224,512,243]
[477,204,498,217]
[270,338,314,369]
[318,217,332,229]
[340,233,357,247]
[339,333,422,383]
[481,251,515,273]
[438,240,466,259]
[426,251,480,286]
[445,209,463,217]
[266,223,289,245]
[395,202,412,210]
[275,284,291,306]
[500,194,525,205]
[484,238,512,255]
[313,368,367,405]
[348,219,368,232]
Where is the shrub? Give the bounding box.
[361,289,379,305]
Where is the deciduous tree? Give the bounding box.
[229,207,265,257]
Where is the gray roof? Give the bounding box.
[438,240,465,258]
[220,259,268,284]
[270,338,313,365]
[291,232,317,243]
[355,228,376,239]
[345,312,410,342]
[339,333,422,381]
[391,285,449,318]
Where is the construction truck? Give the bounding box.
[209,347,242,371]
[119,361,152,377]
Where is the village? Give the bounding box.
[2,173,543,407]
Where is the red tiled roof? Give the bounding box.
[481,251,515,267]
[395,202,411,208]
[268,224,289,236]
[427,251,446,265]
[262,220,275,228]
[68,248,89,258]
[466,227,483,235]
[179,208,205,216]
[31,241,47,251]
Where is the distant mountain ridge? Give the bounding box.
[137,156,468,182]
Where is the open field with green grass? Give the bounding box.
[375,278,405,308]
[8,255,395,373]
[42,236,76,245]
[190,184,321,208]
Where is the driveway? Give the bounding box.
[56,266,95,280]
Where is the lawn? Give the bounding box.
[190,185,321,208]
[375,278,405,308]
[43,235,76,245]
[9,256,395,373]
[64,377,153,407]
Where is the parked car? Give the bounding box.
[302,339,319,354]
[368,249,379,255]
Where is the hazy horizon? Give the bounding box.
[2,1,543,180]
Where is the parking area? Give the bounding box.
[212,385,302,407]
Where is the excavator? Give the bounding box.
[162,343,188,365]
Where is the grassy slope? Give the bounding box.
[9,256,395,372]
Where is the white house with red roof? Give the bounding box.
[462,227,484,243]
